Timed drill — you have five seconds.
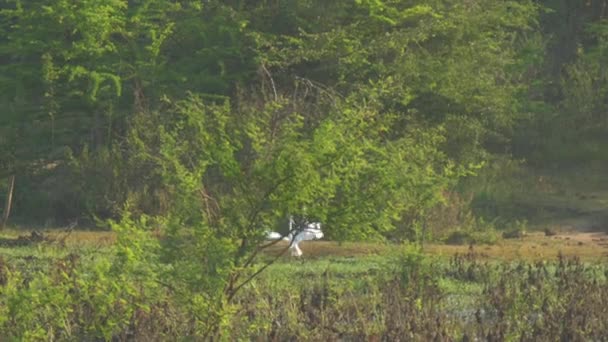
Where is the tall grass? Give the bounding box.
[0,243,607,340]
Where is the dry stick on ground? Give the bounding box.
[1,175,15,229]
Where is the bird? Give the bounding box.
[265,216,324,257]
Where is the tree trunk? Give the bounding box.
[1,175,15,229]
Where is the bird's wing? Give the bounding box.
[265,231,283,240]
[301,225,323,240]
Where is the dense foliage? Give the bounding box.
[2,0,607,229]
[1,0,543,226]
[2,0,608,338]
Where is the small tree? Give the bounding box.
[112,89,458,337]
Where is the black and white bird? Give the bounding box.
[265,215,323,257]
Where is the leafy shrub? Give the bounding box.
[502,219,528,239]
[444,229,500,246]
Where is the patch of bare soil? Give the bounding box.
[551,231,608,246]
[523,181,608,253]
[540,205,608,251]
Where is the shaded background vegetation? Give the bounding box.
[2,0,607,236]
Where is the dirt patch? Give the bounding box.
[426,230,608,261]
[551,231,608,245]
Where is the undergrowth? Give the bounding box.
[0,242,607,340]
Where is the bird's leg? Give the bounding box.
[291,243,303,257]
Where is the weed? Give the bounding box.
[0,233,607,339]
